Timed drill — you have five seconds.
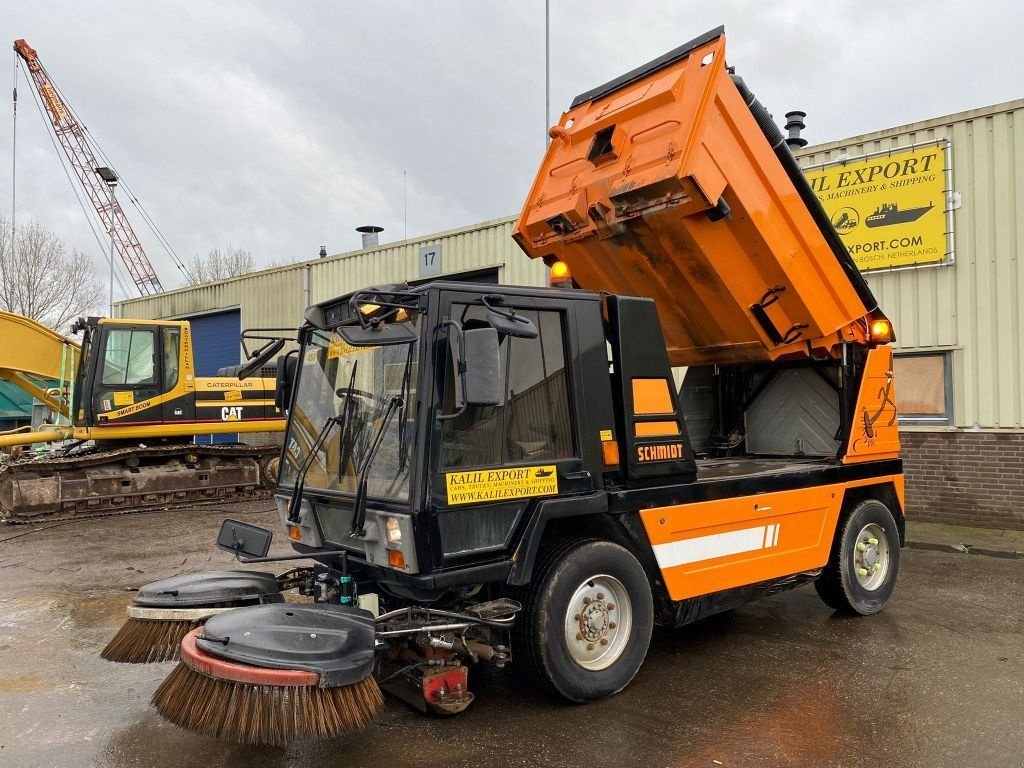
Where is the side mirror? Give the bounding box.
[236,338,286,380]
[274,351,298,413]
[486,309,538,339]
[439,323,501,421]
[217,518,273,559]
[462,327,501,406]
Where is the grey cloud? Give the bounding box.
[6,0,1021,300]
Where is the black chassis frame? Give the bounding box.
[281,281,904,619]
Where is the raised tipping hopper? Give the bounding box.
[514,27,883,366]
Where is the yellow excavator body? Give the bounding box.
[0,311,285,522]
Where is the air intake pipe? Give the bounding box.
[784,111,808,149]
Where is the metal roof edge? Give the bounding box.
[118,215,520,307]
[796,98,1024,157]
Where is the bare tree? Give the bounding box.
[0,216,103,331]
[185,246,256,285]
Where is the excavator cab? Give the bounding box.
[67,317,282,437]
[72,318,188,428]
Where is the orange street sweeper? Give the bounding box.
[104,26,904,745]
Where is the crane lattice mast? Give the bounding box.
[14,39,163,295]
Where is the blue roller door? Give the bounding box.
[187,309,240,443]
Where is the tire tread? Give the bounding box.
[814,498,899,615]
[512,537,599,697]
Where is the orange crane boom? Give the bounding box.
[14,39,163,295]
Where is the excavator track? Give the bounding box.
[0,444,280,524]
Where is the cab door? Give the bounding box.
[91,324,163,425]
[425,291,591,567]
[158,326,195,424]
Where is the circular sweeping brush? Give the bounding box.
[152,605,383,745]
[101,607,230,664]
[100,571,283,664]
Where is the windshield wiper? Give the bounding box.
[335,361,361,487]
[349,395,403,537]
[286,358,366,523]
[286,413,344,523]
[396,343,414,474]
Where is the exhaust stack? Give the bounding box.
[784,111,807,149]
[356,225,384,249]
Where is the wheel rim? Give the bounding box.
[563,574,633,671]
[852,523,890,591]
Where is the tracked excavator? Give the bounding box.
[106,27,906,745]
[0,311,287,521]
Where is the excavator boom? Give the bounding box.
[0,310,79,424]
[514,27,885,366]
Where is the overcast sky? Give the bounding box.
[5,1,1021,299]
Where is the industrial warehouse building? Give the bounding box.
[119,98,1024,531]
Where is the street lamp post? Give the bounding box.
[95,166,118,316]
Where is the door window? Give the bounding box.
[101,329,157,386]
[162,327,181,390]
[441,306,573,467]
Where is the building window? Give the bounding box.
[893,352,952,425]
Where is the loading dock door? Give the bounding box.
[187,309,241,444]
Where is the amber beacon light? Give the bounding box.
[550,260,573,288]
[869,318,892,344]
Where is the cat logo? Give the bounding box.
[221,406,243,422]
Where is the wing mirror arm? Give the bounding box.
[236,338,286,380]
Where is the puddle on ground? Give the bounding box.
[0,673,47,693]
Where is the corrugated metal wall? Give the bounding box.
[118,216,545,336]
[797,99,1024,429]
[119,100,1023,430]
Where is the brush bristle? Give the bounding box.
[151,662,385,745]
[101,618,202,664]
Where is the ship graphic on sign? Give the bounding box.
[864,202,934,228]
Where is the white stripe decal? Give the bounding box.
[652,523,780,570]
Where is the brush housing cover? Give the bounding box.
[133,571,283,608]
[196,603,377,688]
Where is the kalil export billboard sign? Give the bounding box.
[803,140,953,272]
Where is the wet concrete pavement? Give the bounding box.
[1,502,1022,768]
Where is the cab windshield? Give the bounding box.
[280,323,418,502]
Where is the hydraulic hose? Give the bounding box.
[730,74,879,314]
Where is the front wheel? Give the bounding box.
[815,498,901,615]
[515,539,654,703]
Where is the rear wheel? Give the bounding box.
[514,539,653,702]
[815,498,900,615]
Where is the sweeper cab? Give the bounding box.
[108,27,907,745]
